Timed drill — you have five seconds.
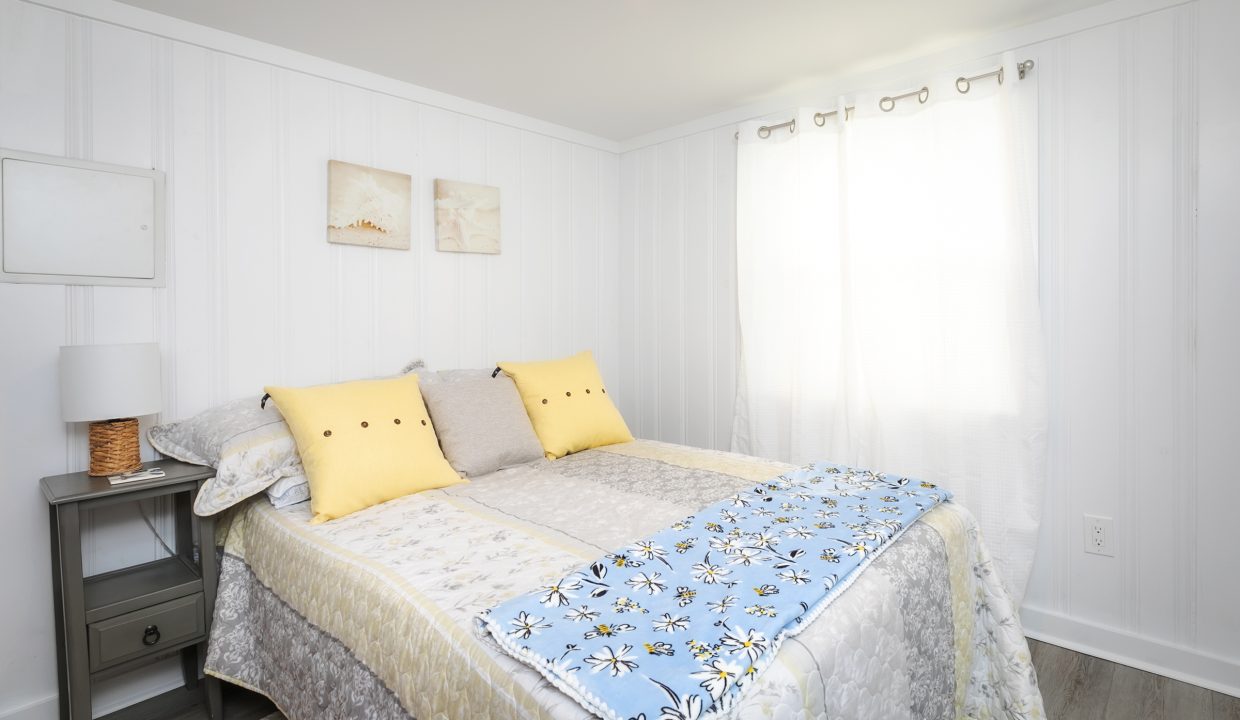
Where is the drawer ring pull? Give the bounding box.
[142,624,161,646]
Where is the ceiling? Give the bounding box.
[116,0,1112,141]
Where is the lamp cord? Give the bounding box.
[138,501,179,559]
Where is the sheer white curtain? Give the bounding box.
[734,54,1045,601]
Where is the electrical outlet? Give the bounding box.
[1084,515,1114,557]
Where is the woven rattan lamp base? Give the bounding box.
[87,418,142,476]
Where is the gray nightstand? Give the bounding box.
[43,459,224,720]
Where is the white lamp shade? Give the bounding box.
[59,343,162,422]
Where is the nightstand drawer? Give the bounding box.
[87,593,205,672]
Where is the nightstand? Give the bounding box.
[42,459,224,720]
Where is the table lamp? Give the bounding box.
[59,343,162,476]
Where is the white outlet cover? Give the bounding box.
[1084,514,1114,557]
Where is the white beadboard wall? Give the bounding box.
[0,0,620,716]
[618,0,1240,697]
[615,129,738,451]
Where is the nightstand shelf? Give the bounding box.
[84,556,203,624]
[43,459,223,720]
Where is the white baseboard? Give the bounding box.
[0,695,56,720]
[1021,604,1240,699]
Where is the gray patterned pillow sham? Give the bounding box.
[148,396,306,515]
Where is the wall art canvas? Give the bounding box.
[434,179,500,254]
[327,160,411,249]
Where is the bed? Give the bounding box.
[205,439,1044,719]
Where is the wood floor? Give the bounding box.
[168,683,275,720]
[174,640,1239,719]
[1029,639,1239,720]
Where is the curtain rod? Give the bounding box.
[735,59,1034,141]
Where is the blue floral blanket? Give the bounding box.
[476,463,951,720]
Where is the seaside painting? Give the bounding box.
[327,160,411,249]
[434,179,500,254]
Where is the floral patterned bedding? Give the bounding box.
[206,439,1044,719]
[478,462,953,720]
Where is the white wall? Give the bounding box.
[615,129,738,450]
[0,1,620,716]
[618,0,1240,698]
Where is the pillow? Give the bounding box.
[419,370,544,477]
[266,473,310,508]
[265,374,464,523]
[497,351,633,459]
[148,397,305,516]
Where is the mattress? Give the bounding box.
[206,439,1044,719]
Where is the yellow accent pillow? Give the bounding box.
[264,374,464,523]
[498,351,633,459]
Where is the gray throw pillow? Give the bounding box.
[419,371,544,477]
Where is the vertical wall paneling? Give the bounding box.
[712,127,738,452]
[0,1,66,154]
[154,37,175,419]
[1116,19,1137,634]
[170,43,208,418]
[1021,8,1211,666]
[271,68,289,385]
[207,52,226,407]
[482,123,521,363]
[372,93,420,375]
[1130,9,1178,644]
[0,6,70,706]
[1194,0,1240,664]
[411,103,427,370]
[1063,22,1124,629]
[655,141,684,444]
[682,132,713,450]
[0,1,623,714]
[616,151,639,422]
[619,131,737,449]
[1169,3,1199,649]
[283,70,334,387]
[596,151,621,393]
[519,133,553,361]
[64,14,93,478]
[332,84,376,381]
[635,146,659,439]
[419,106,462,370]
[151,36,177,564]
[457,116,487,367]
[549,141,573,359]
[368,95,380,378]
[570,146,600,360]
[222,56,278,399]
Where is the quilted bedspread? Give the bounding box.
[206,440,1044,719]
[479,463,952,719]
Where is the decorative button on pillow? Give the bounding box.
[264,374,464,523]
[497,351,633,459]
